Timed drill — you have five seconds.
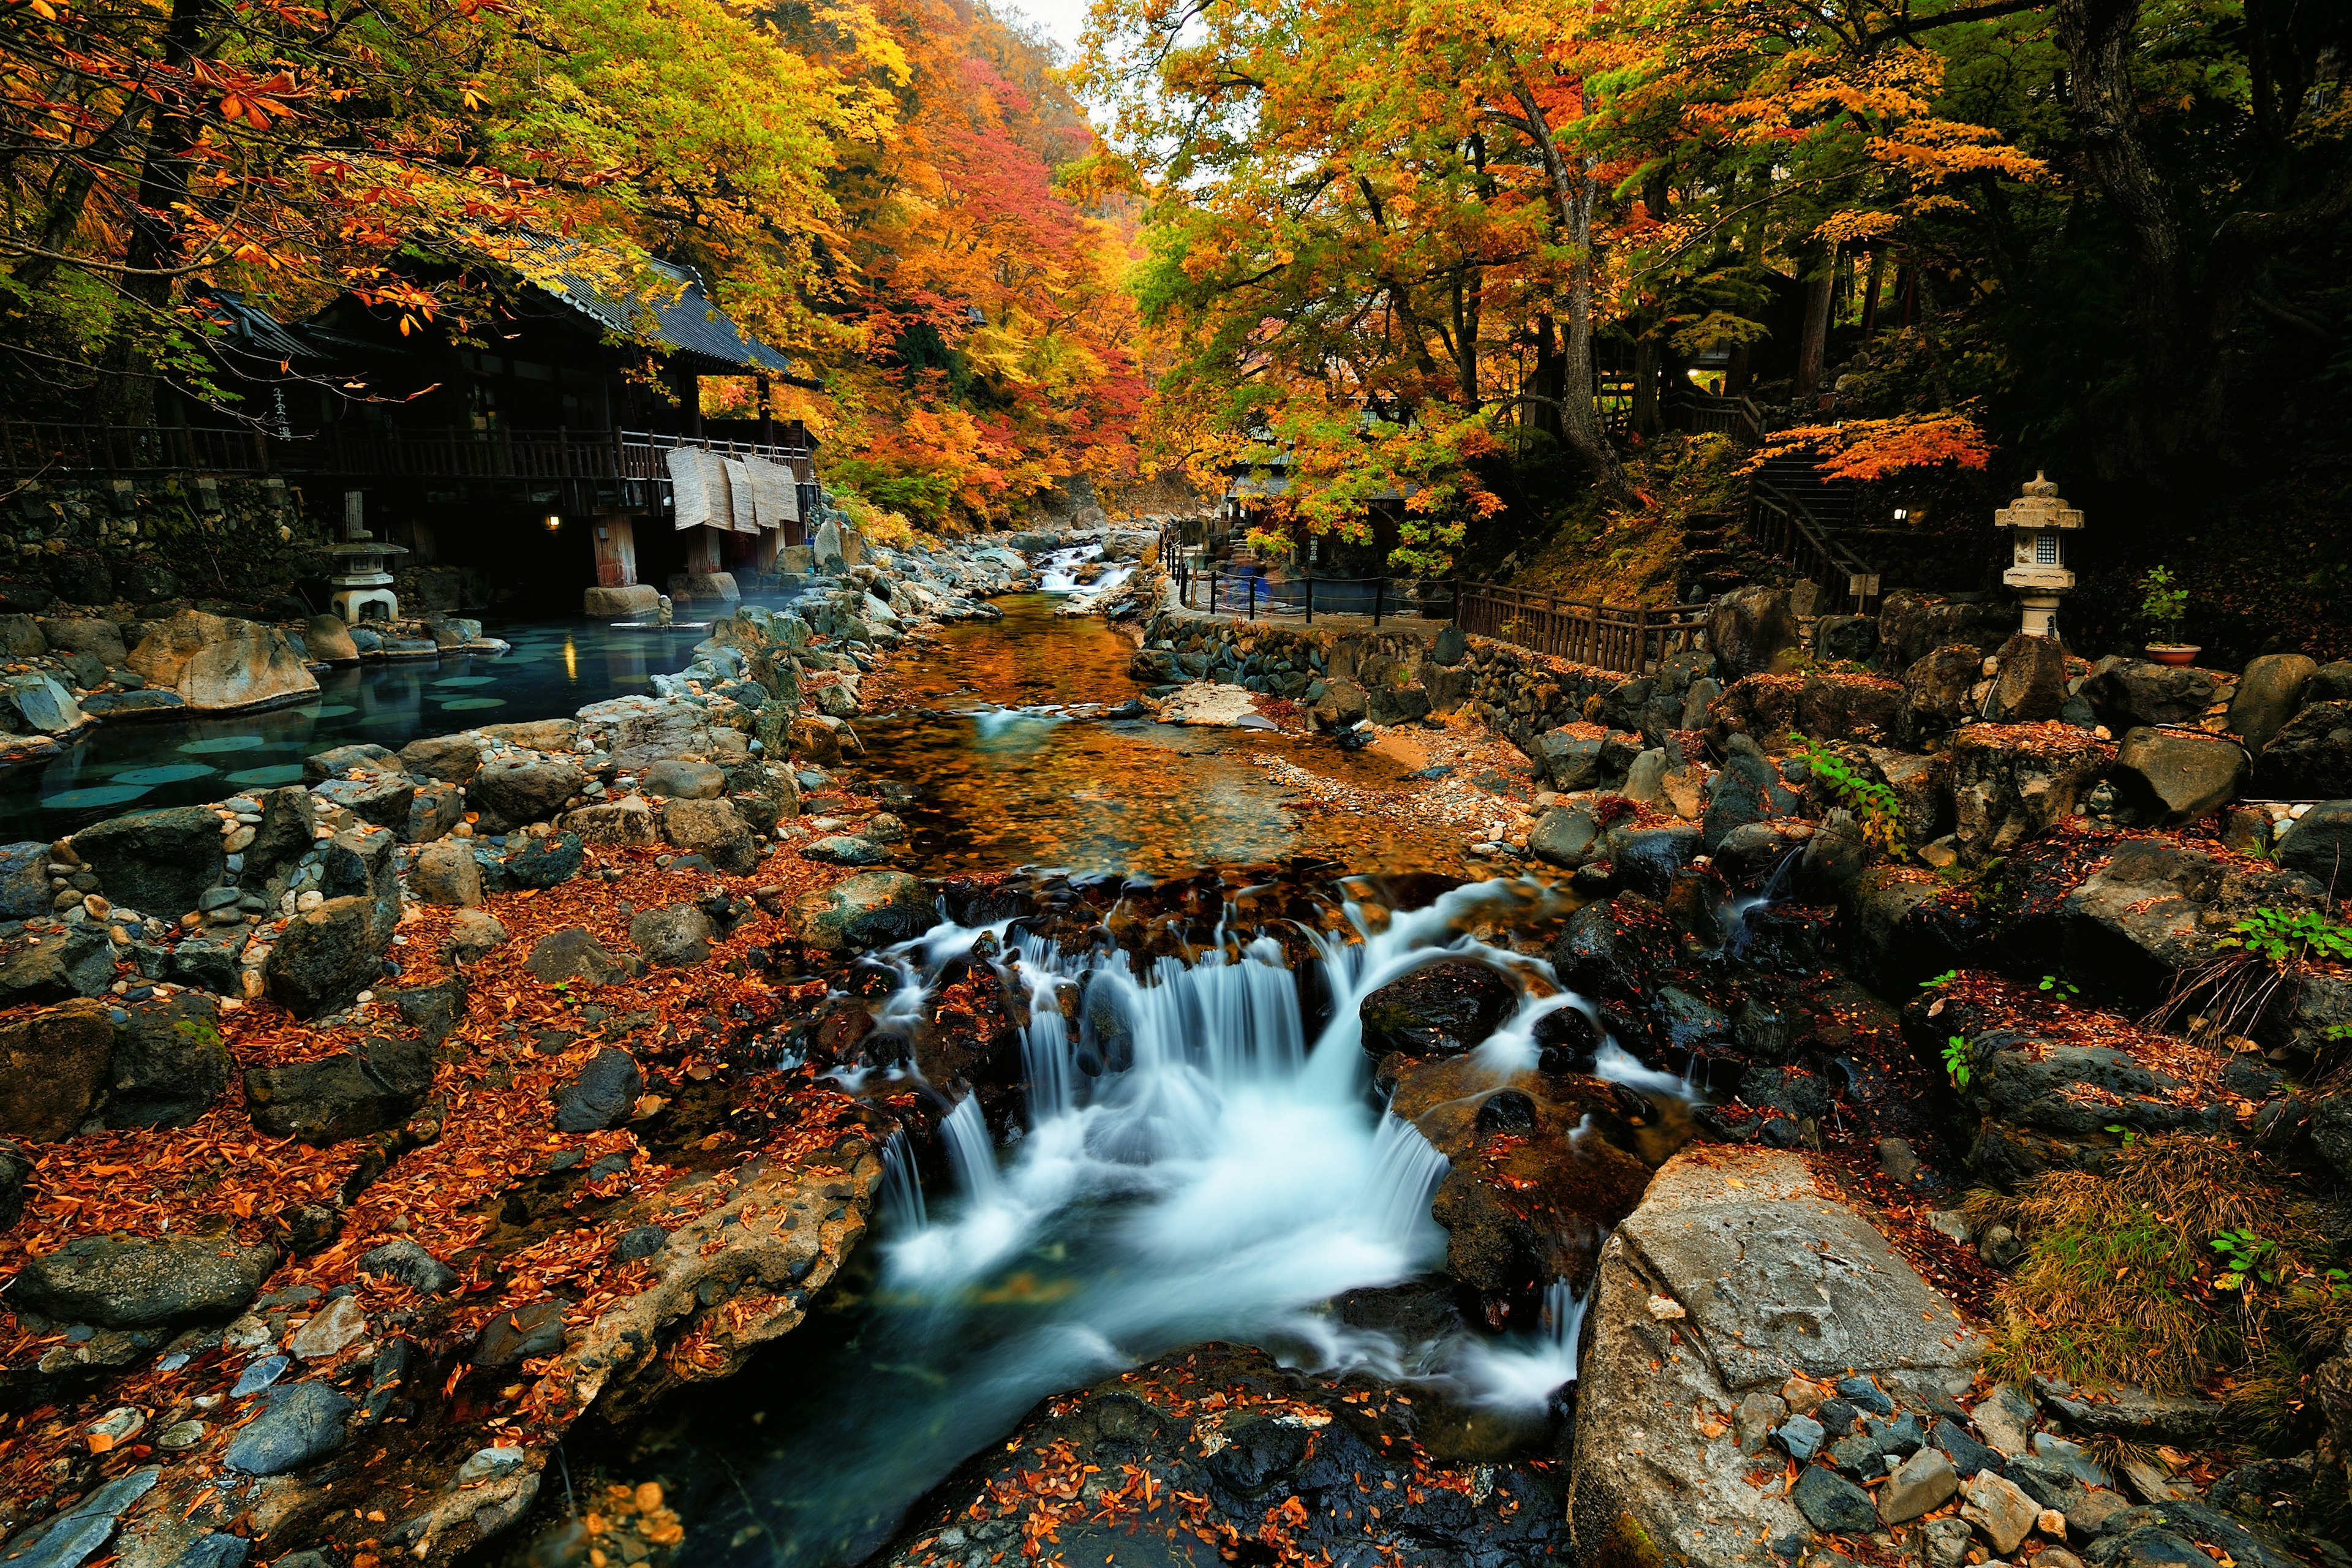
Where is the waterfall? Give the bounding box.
[940,1096,1001,1202]
[1447,1274,1593,1409]
[1036,543,1103,592]
[878,1131,927,1233]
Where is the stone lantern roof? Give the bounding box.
[1994,471,2084,532]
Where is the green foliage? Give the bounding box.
[2038,974,2081,1002]
[2211,1228,2278,1295]
[2137,567,2190,642]
[2222,907,2352,967]
[1942,1035,1972,1091]
[1788,733,1907,858]
[1920,970,1958,989]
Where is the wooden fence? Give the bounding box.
[1454,582,1708,674]
[0,420,815,484]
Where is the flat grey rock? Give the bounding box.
[1567,1150,1983,1568]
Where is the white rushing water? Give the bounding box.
[1037,541,1137,601]
[867,878,1651,1412]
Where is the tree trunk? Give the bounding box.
[1531,315,1564,439]
[1506,72,1637,507]
[1632,334,1660,437]
[1794,251,1834,401]
[1860,250,1886,338]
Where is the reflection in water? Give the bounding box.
[1,611,768,838]
[861,597,1473,880]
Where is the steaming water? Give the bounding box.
[645,881,1620,1567]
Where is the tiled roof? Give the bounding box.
[497,232,793,376]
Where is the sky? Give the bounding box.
[1003,0,1093,59]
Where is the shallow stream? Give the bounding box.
[517,592,1649,1567]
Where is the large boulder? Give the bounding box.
[1986,633,2069,723]
[0,924,116,1007]
[242,786,315,888]
[2228,654,2316,752]
[409,840,482,908]
[629,904,713,968]
[72,805,225,920]
[2052,837,2319,1008]
[1358,960,1521,1057]
[303,613,358,664]
[1875,590,2010,671]
[15,1233,277,1329]
[2277,801,2352,889]
[0,998,115,1142]
[1901,643,1983,741]
[1567,1150,1981,1568]
[397,733,482,785]
[124,609,318,710]
[2080,658,2218,732]
[263,895,394,1018]
[559,797,660,848]
[554,1049,643,1133]
[0,842,46,922]
[524,927,630,986]
[42,616,127,663]
[1708,586,1796,682]
[2109,727,2248,826]
[223,1381,354,1475]
[244,1038,434,1145]
[1702,745,1802,853]
[791,870,932,951]
[2256,700,2352,799]
[582,584,660,619]
[0,673,85,735]
[579,695,712,770]
[662,798,755,873]
[104,991,228,1129]
[469,757,585,832]
[1951,723,2111,861]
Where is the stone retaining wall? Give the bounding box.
[2,475,317,609]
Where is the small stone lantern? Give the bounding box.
[1995,470,2082,638]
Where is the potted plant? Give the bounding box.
[2138,566,2198,665]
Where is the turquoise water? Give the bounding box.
[1,617,728,841]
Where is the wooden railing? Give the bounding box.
[0,419,814,483]
[1664,391,1765,442]
[1747,478,1879,606]
[1455,582,1707,674]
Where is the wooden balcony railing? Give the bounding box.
[1454,582,1708,674]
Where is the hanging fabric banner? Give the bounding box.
[722,458,759,533]
[744,456,800,529]
[666,446,726,532]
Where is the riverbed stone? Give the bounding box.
[1881,1446,1961,1523]
[559,797,660,848]
[264,894,394,1017]
[410,842,482,907]
[528,929,628,989]
[0,1465,161,1568]
[554,1049,643,1131]
[2081,658,2217,732]
[0,998,115,1142]
[0,924,115,1010]
[662,798,755,874]
[15,1233,276,1329]
[0,842,47,922]
[72,805,225,921]
[499,831,584,891]
[791,870,931,951]
[224,1381,353,1474]
[125,609,317,710]
[1709,586,1797,681]
[397,733,482,785]
[2277,799,2352,889]
[361,1237,458,1295]
[2256,699,2352,799]
[1961,1470,2038,1554]
[2110,728,2247,825]
[1359,960,1520,1057]
[2227,654,2316,752]
[629,905,712,968]
[1567,1148,1981,1568]
[642,759,725,799]
[0,673,85,736]
[1988,633,2070,723]
[104,991,227,1129]
[469,757,586,833]
[1953,723,2112,861]
[448,908,507,965]
[244,1037,433,1145]
[1529,807,1599,868]
[801,834,889,867]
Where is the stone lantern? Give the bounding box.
[326,490,406,624]
[1995,470,2082,638]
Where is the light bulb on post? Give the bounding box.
[544,513,562,533]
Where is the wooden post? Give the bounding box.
[1373,578,1384,627]
[1305,575,1314,625]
